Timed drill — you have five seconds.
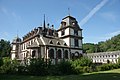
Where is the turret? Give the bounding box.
[11,36,21,60]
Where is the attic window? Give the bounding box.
[61,22,66,27]
[64,43,67,46]
[57,42,61,45]
[49,40,53,44]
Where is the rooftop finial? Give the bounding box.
[68,8,70,16]
[17,30,18,38]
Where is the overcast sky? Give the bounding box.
[0,0,120,43]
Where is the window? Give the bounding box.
[64,50,68,59]
[49,40,53,44]
[57,42,61,45]
[61,22,66,27]
[74,38,79,47]
[57,49,62,59]
[61,30,65,36]
[32,50,36,57]
[48,49,54,59]
[64,43,67,46]
[74,30,78,35]
[74,52,79,59]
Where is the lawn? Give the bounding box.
[1,69,120,80]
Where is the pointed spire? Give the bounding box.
[43,14,46,30]
[16,30,19,38]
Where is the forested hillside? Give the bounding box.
[83,34,120,53]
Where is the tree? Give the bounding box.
[83,43,96,53]
[83,34,120,53]
[0,39,11,57]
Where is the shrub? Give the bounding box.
[74,66,83,74]
[72,57,92,67]
[17,66,27,74]
[96,63,119,71]
[0,57,19,74]
[27,58,48,76]
[83,66,92,73]
[56,61,76,75]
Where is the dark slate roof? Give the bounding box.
[12,36,21,43]
[41,36,68,47]
[27,36,68,48]
[62,15,76,20]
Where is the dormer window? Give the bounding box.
[57,42,61,45]
[64,43,67,46]
[61,22,66,27]
[49,40,53,44]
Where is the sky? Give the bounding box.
[0,0,120,43]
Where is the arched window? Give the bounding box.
[32,50,36,57]
[64,50,68,59]
[75,52,79,59]
[48,49,54,59]
[57,49,62,59]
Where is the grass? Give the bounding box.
[1,69,120,80]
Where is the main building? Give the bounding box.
[11,15,83,64]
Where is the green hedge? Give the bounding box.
[1,57,120,76]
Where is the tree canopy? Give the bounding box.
[83,34,120,53]
[0,39,11,57]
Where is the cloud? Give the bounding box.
[80,0,108,26]
[84,30,120,43]
[11,12,21,20]
[0,7,8,15]
[106,30,120,38]
[100,12,117,22]
[0,32,9,39]
[0,6,21,20]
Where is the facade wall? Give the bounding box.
[65,28,69,35]
[87,51,120,63]
[71,49,82,54]
[12,45,16,50]
[63,38,70,46]
[58,31,61,37]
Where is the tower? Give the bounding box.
[11,36,21,60]
[57,15,83,58]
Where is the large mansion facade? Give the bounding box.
[11,15,83,64]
